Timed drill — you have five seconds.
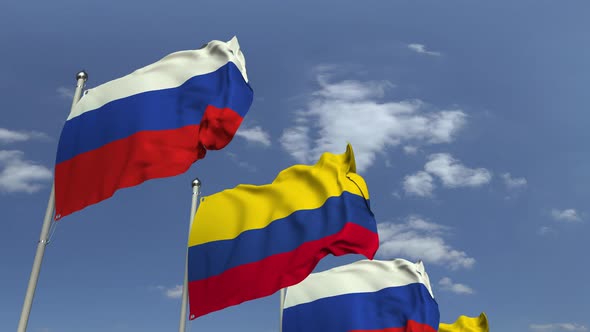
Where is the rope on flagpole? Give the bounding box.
[45,219,59,245]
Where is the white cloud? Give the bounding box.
[377,216,475,269]
[280,71,466,171]
[538,226,553,235]
[438,277,474,294]
[313,77,393,101]
[155,285,183,299]
[424,153,492,188]
[281,122,310,163]
[0,150,52,193]
[502,173,527,189]
[551,209,581,222]
[403,171,435,197]
[530,323,588,331]
[56,86,74,99]
[408,43,442,56]
[235,126,271,147]
[403,146,418,154]
[406,217,449,232]
[0,128,49,144]
[402,153,491,196]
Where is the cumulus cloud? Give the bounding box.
[551,209,582,222]
[408,43,442,56]
[438,277,474,294]
[0,150,52,193]
[0,128,49,144]
[56,86,74,99]
[424,153,492,188]
[313,77,393,101]
[538,226,553,235]
[403,146,419,154]
[235,126,271,147]
[403,153,491,196]
[403,171,435,197]
[154,285,183,299]
[280,70,466,171]
[377,216,475,269]
[281,121,311,163]
[502,173,527,189]
[529,323,588,331]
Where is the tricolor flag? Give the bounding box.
[187,144,379,319]
[282,259,440,332]
[439,313,489,332]
[54,37,253,219]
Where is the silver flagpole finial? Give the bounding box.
[76,71,88,82]
[192,178,201,189]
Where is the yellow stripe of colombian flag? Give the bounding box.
[439,312,489,332]
[188,143,369,246]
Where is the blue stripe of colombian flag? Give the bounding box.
[187,192,376,281]
[283,284,439,332]
[54,62,253,219]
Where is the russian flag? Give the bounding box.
[54,37,253,219]
[282,259,440,332]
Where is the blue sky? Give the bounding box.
[1,1,589,331]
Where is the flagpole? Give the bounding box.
[179,178,201,332]
[279,288,285,332]
[17,71,88,332]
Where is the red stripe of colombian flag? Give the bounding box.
[54,37,253,219]
[187,144,379,319]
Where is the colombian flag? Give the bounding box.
[187,144,379,319]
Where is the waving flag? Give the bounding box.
[187,144,379,319]
[282,259,440,332]
[439,313,489,332]
[54,37,253,219]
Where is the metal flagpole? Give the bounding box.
[279,288,285,332]
[179,178,202,332]
[17,71,88,332]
